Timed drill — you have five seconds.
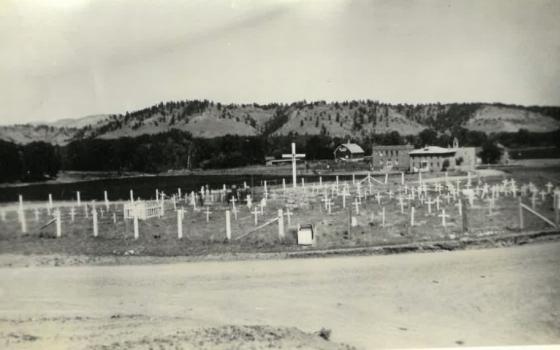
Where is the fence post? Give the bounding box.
[461,198,469,233]
[177,208,183,239]
[225,210,231,240]
[55,209,61,238]
[278,209,284,240]
[555,192,560,226]
[518,197,524,230]
[92,208,98,237]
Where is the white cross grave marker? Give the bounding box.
[439,209,449,227]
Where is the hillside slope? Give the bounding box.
[0,124,77,145]
[1,100,559,145]
[464,105,560,132]
[48,114,111,129]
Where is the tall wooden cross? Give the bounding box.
[282,142,305,188]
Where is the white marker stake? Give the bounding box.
[336,175,339,187]
[112,212,116,224]
[401,172,404,185]
[225,210,231,240]
[352,173,356,185]
[130,190,134,203]
[70,207,75,222]
[92,208,98,237]
[285,208,292,226]
[156,189,159,202]
[55,209,61,238]
[178,188,182,198]
[384,173,388,185]
[177,209,183,239]
[353,198,360,215]
[456,200,462,217]
[76,191,81,206]
[133,213,139,240]
[410,207,415,226]
[104,191,109,210]
[206,206,212,223]
[278,209,285,239]
[282,178,286,194]
[48,194,53,210]
[319,176,323,187]
[252,207,259,226]
[301,178,305,188]
[381,207,386,227]
[264,180,268,195]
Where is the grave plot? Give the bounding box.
[0,172,558,256]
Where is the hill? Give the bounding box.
[0,124,78,145]
[48,114,111,129]
[0,114,112,145]
[2,100,559,145]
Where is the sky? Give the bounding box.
[0,0,559,124]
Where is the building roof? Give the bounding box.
[409,146,456,156]
[337,143,365,154]
[371,144,414,150]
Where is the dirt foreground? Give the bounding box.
[1,242,560,349]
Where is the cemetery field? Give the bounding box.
[0,168,559,262]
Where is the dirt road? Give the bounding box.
[1,242,559,349]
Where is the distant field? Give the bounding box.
[509,147,560,159]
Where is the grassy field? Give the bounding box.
[0,168,558,258]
